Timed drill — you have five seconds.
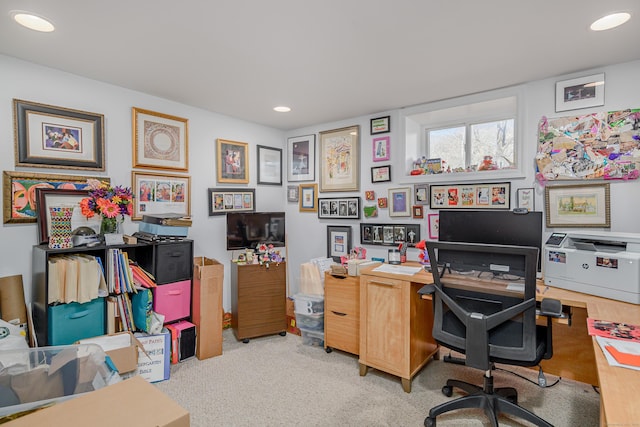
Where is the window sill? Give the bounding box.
[397,168,526,185]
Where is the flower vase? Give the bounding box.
[100,215,124,245]
[48,206,74,249]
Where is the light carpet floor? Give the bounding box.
[155,329,600,427]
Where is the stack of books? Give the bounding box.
[136,213,192,242]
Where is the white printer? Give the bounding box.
[544,231,640,304]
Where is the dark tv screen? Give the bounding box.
[438,210,543,273]
[226,212,285,250]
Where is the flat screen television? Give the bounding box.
[438,210,543,274]
[226,212,285,250]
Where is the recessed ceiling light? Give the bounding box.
[590,12,631,31]
[273,106,291,113]
[11,11,55,32]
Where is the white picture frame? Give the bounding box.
[555,73,605,113]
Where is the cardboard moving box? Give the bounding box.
[4,376,189,427]
[192,257,223,359]
[77,331,145,374]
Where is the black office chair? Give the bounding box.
[419,241,562,427]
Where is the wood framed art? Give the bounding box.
[132,107,189,171]
[517,187,535,211]
[318,197,361,219]
[207,188,255,216]
[388,187,411,217]
[319,125,359,192]
[131,171,191,220]
[360,223,420,247]
[13,99,105,171]
[555,73,605,113]
[544,183,610,228]
[257,145,282,185]
[429,182,511,210]
[327,225,352,262]
[217,139,249,184]
[35,188,94,244]
[371,165,391,183]
[370,116,390,135]
[299,183,318,212]
[414,183,429,206]
[412,205,424,219]
[3,171,109,224]
[372,136,390,161]
[428,213,440,240]
[287,185,299,202]
[287,134,315,182]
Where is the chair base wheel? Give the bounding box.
[442,385,453,397]
[424,416,436,427]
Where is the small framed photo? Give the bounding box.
[544,183,610,228]
[378,197,388,208]
[360,223,421,247]
[389,187,411,217]
[363,205,378,218]
[13,99,105,171]
[516,187,535,211]
[318,197,361,219]
[372,136,390,162]
[370,115,390,135]
[299,183,318,212]
[217,138,249,184]
[327,225,352,262]
[414,183,429,206]
[287,185,299,202]
[555,73,605,113]
[365,190,375,201]
[132,171,191,220]
[428,213,440,240]
[430,182,511,210]
[207,188,255,216]
[383,225,395,244]
[405,224,420,246]
[287,134,315,182]
[413,205,424,219]
[132,107,189,171]
[257,145,282,185]
[371,165,391,183]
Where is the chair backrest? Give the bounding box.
[426,241,539,370]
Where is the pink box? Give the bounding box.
[153,280,190,323]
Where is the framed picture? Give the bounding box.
[413,205,424,219]
[371,165,391,183]
[430,182,511,210]
[287,134,315,182]
[428,213,440,240]
[327,225,352,262]
[517,187,535,211]
[378,197,388,208]
[365,191,375,201]
[257,145,282,185]
[555,73,605,113]
[299,183,318,212]
[208,188,255,216]
[370,116,390,134]
[544,183,610,228]
[217,139,249,184]
[287,185,299,202]
[3,171,109,224]
[414,183,429,206]
[363,205,378,218]
[13,99,105,171]
[318,197,361,219]
[131,171,191,220]
[132,107,189,171]
[319,125,359,192]
[35,188,96,244]
[372,136,390,162]
[388,187,411,217]
[361,223,420,247]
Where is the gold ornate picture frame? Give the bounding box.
[132,107,189,172]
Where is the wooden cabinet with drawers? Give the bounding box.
[324,273,360,355]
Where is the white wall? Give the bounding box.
[2,54,639,313]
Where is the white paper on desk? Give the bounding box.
[372,264,422,275]
[595,336,640,371]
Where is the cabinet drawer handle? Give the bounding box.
[69,310,89,319]
[168,290,182,295]
[168,252,183,257]
[331,311,347,317]
[370,280,396,286]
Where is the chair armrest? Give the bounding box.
[418,284,436,296]
[539,298,563,318]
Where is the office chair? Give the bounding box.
[419,241,562,427]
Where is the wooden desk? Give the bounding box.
[360,262,640,425]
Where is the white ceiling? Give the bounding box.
[1,1,639,131]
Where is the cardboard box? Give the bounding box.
[286,297,301,335]
[192,257,223,359]
[347,259,378,276]
[134,329,171,383]
[77,331,144,374]
[4,376,189,427]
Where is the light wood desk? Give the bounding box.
[359,262,640,425]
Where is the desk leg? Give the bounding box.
[359,363,368,376]
[401,378,411,393]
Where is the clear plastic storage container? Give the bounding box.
[300,328,325,347]
[293,293,324,315]
[295,312,324,331]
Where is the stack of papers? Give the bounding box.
[372,264,422,275]
[588,318,640,370]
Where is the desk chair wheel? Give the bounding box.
[424,416,436,427]
[442,385,453,397]
[325,347,333,353]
